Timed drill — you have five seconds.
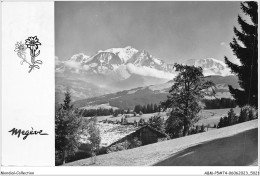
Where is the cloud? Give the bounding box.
[55,56,62,66]
[220,42,229,48]
[56,54,92,71]
[57,58,90,71]
[126,63,175,80]
[83,65,90,71]
[64,60,82,69]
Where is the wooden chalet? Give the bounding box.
[107,125,168,147]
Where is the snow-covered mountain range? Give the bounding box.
[56,46,231,77]
[56,46,175,80]
[56,46,233,102]
[185,58,232,76]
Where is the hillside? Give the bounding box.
[73,75,239,110]
[65,119,258,166]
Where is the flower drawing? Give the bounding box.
[25,36,41,51]
[14,41,29,65]
[14,41,27,54]
[14,36,42,73]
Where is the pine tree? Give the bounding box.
[239,108,247,123]
[158,105,161,112]
[142,105,147,114]
[114,109,120,117]
[109,108,114,115]
[154,104,158,112]
[227,108,238,125]
[248,109,254,120]
[55,90,88,164]
[150,103,154,113]
[63,90,73,110]
[120,109,125,115]
[224,2,258,107]
[134,105,141,114]
[223,116,229,127]
[218,117,224,128]
[239,104,257,122]
[146,104,151,113]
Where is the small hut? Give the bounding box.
[107,125,168,147]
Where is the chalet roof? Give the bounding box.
[107,125,168,147]
[134,125,168,137]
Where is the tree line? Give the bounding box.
[80,103,162,117]
[80,108,125,117]
[217,106,257,128]
[79,98,236,118]
[133,103,161,114]
[202,98,236,109]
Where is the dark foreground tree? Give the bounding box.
[55,90,88,164]
[225,1,258,107]
[161,64,215,137]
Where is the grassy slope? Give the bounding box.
[65,119,258,166]
[196,107,241,126]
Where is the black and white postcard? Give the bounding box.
[1,1,259,175]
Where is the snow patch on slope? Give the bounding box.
[186,58,232,76]
[103,46,138,63]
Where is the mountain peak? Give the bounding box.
[70,53,90,63]
[185,58,232,76]
[125,45,133,49]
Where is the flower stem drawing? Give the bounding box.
[14,36,42,73]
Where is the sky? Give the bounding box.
[55,1,242,64]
